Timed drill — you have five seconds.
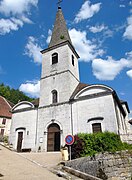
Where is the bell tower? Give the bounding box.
[39,6,80,107]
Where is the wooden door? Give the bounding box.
[47,124,60,152]
[17,132,23,152]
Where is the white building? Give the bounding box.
[0,96,13,138]
[9,7,131,152]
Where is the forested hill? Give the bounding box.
[0,83,34,105]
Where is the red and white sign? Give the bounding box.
[65,135,74,145]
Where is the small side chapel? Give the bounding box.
[9,6,131,152]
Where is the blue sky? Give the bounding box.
[0,0,132,117]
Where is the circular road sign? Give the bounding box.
[65,135,74,145]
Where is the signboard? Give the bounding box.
[65,135,74,145]
[39,137,43,143]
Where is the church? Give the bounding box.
[9,6,131,152]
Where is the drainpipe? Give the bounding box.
[70,100,74,135]
[35,108,39,149]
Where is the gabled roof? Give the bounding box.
[70,83,89,100]
[129,119,132,124]
[120,100,130,113]
[49,7,72,48]
[0,96,12,118]
[70,83,128,118]
[31,98,39,107]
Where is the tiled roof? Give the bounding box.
[31,98,39,107]
[0,96,12,118]
[49,7,72,48]
[129,119,132,124]
[120,100,130,113]
[70,83,89,100]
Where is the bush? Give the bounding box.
[70,135,84,159]
[0,135,8,143]
[3,136,8,144]
[71,132,132,158]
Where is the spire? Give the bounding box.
[49,7,72,48]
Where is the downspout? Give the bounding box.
[113,99,120,135]
[35,108,39,149]
[70,100,74,135]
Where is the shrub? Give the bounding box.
[71,135,84,159]
[71,132,132,158]
[3,136,8,144]
[0,135,8,143]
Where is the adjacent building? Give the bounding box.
[0,96,13,138]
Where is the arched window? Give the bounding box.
[52,90,58,103]
[92,123,102,133]
[72,55,74,66]
[52,53,58,64]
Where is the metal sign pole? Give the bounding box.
[69,145,71,161]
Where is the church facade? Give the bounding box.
[9,7,131,152]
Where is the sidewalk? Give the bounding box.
[0,145,64,180]
[19,151,62,169]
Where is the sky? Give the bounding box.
[0,0,132,117]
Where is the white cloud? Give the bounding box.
[126,51,132,60]
[21,16,33,24]
[103,29,113,38]
[0,0,38,16]
[119,4,125,8]
[0,18,23,35]
[126,69,132,79]
[69,28,104,61]
[75,0,101,23]
[89,24,107,33]
[19,80,40,98]
[46,29,52,44]
[123,15,132,40]
[0,0,38,35]
[25,36,42,64]
[92,56,132,80]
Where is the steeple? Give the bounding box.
[49,7,72,48]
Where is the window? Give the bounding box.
[52,53,58,64]
[0,129,5,136]
[92,123,102,133]
[72,55,74,66]
[52,90,58,103]
[2,118,6,125]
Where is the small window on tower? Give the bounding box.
[52,90,58,103]
[52,53,58,64]
[2,118,6,125]
[92,123,102,133]
[72,55,74,66]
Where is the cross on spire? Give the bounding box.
[57,0,62,8]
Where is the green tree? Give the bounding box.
[0,83,34,104]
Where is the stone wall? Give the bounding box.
[65,151,132,180]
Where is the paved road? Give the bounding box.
[0,145,64,180]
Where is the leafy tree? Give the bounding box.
[0,83,34,104]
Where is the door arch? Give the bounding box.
[47,123,60,152]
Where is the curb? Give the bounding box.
[63,166,102,180]
[0,143,13,151]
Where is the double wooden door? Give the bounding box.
[47,124,60,152]
[17,132,23,152]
